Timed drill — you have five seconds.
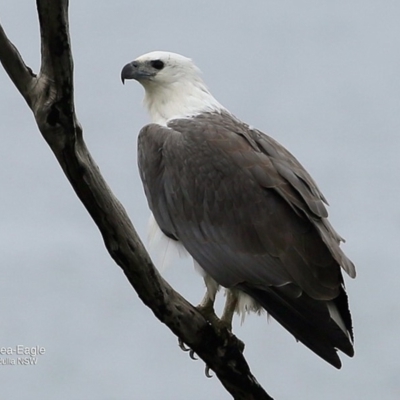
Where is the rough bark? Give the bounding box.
[0,1,274,399]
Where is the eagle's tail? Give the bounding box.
[238,283,354,368]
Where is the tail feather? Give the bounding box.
[238,283,354,368]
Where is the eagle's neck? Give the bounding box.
[142,78,225,126]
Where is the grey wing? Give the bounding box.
[251,128,356,279]
[139,122,299,290]
[139,118,354,296]
[138,115,355,367]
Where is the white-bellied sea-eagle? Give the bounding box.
[121,51,356,368]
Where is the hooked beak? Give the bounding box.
[121,61,155,84]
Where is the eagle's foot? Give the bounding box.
[196,302,229,329]
[178,290,244,362]
[196,305,244,352]
[196,295,245,352]
[205,315,245,353]
[177,300,220,357]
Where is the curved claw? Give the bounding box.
[178,338,190,352]
[205,365,213,378]
[178,338,198,360]
[189,349,198,360]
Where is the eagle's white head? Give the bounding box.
[121,51,225,125]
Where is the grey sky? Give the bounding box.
[0,1,399,399]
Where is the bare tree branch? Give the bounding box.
[0,1,274,399]
[0,23,36,107]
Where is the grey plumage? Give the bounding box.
[138,111,355,368]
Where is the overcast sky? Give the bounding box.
[0,1,399,399]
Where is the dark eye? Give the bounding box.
[150,60,165,70]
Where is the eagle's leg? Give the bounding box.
[220,290,245,352]
[196,277,220,326]
[220,289,238,331]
